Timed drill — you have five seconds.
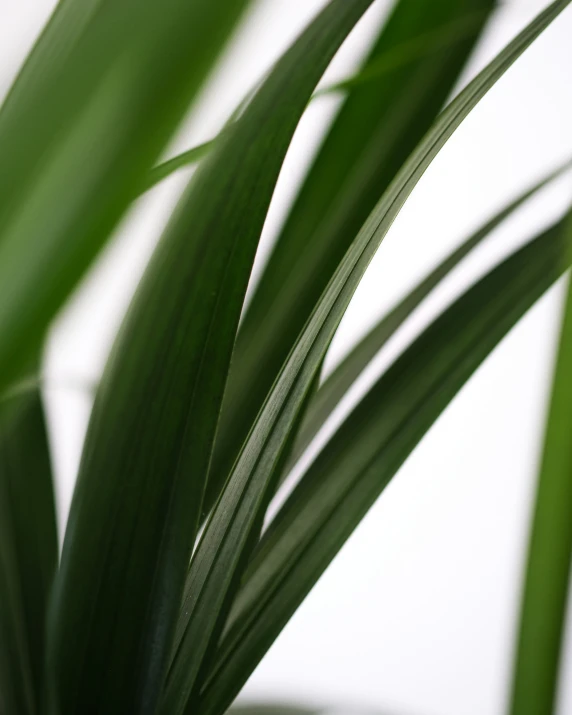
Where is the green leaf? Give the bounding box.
[319,7,494,94]
[508,217,572,715]
[142,75,263,191]
[200,215,571,715]
[0,0,254,391]
[143,139,216,193]
[141,7,494,193]
[229,704,319,715]
[0,389,57,715]
[168,3,570,715]
[284,159,572,474]
[47,2,376,714]
[205,0,497,515]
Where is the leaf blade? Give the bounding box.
[508,215,572,715]
[0,0,254,391]
[285,159,572,472]
[0,389,57,715]
[169,3,570,714]
[201,214,571,715]
[206,0,498,513]
[48,1,377,714]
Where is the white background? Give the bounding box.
[2,1,572,714]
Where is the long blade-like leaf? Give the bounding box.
[168,4,570,715]
[47,2,376,714]
[508,217,572,715]
[0,0,254,391]
[285,160,572,473]
[205,0,497,513]
[0,389,57,715]
[200,215,571,715]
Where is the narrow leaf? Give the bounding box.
[48,2,376,714]
[168,5,570,715]
[285,160,572,473]
[0,389,57,715]
[509,217,572,715]
[201,215,571,715]
[205,0,497,514]
[144,139,215,193]
[142,7,494,193]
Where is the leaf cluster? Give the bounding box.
[0,1,570,714]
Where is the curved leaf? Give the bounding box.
[47,1,376,714]
[200,215,570,715]
[509,217,572,715]
[142,7,496,193]
[205,0,498,514]
[0,0,254,391]
[168,4,570,715]
[144,139,215,193]
[285,159,572,473]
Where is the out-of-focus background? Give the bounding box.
[2,1,572,714]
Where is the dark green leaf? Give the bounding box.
[47,2,376,714]
[285,159,572,474]
[319,9,493,94]
[508,216,572,715]
[0,0,253,391]
[0,389,57,715]
[205,0,497,515]
[200,215,570,715]
[168,4,570,715]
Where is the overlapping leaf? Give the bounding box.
[284,160,572,474]
[48,2,376,714]
[142,5,496,193]
[0,0,253,391]
[167,5,570,715]
[144,140,215,194]
[199,215,569,715]
[204,0,498,513]
[0,389,57,715]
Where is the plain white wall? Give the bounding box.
[1,1,572,714]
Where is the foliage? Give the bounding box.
[0,1,570,714]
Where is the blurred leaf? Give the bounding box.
[0,389,57,715]
[0,0,254,391]
[285,160,572,474]
[168,4,570,715]
[142,6,493,192]
[201,215,571,715]
[47,2,377,714]
[144,139,216,193]
[143,71,265,190]
[230,704,319,715]
[205,0,498,515]
[321,8,492,94]
[509,217,572,715]
[229,704,399,715]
